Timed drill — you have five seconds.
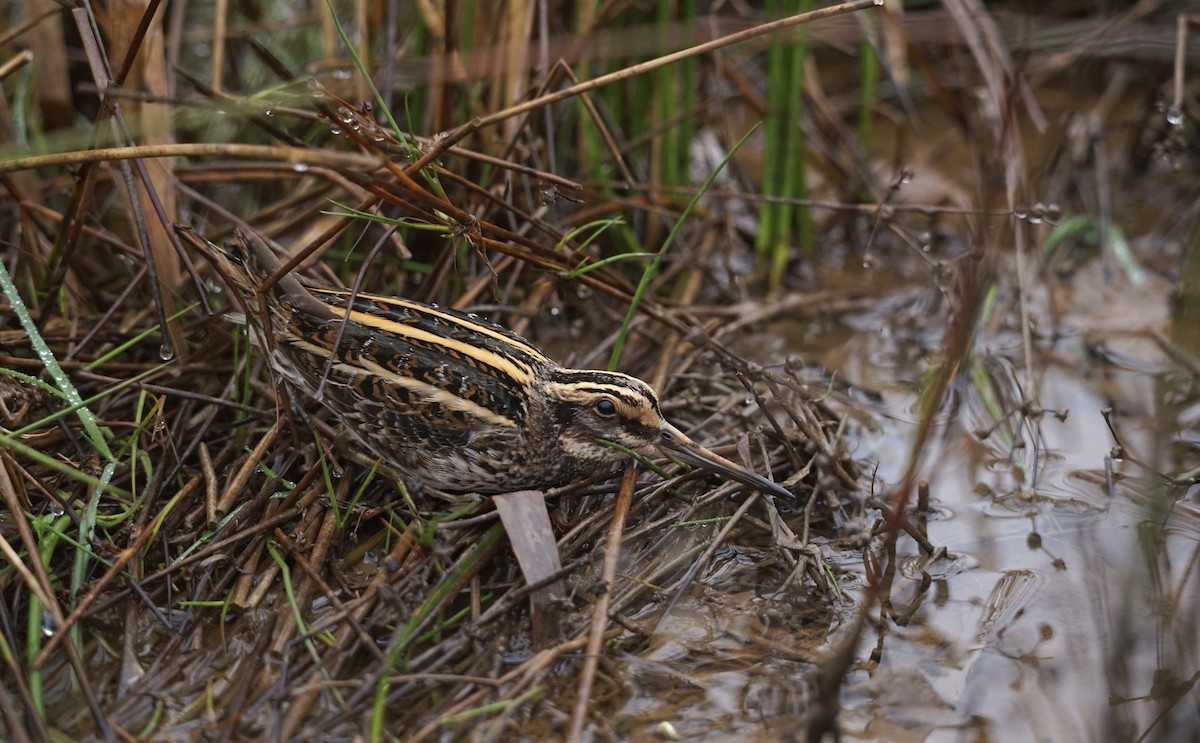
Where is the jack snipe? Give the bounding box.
[206,230,791,499]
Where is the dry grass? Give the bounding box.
[2,3,875,740]
[2,1,1197,741]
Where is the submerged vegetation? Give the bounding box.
[1,1,1197,741]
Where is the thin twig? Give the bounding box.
[566,464,637,742]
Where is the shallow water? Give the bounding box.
[615,246,1199,741]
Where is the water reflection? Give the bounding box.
[793,255,1200,741]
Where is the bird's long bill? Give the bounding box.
[658,423,792,499]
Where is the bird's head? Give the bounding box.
[544,369,791,498]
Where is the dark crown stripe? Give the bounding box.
[543,372,667,433]
[546,370,661,406]
[562,384,646,408]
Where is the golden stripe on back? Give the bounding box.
[287,337,520,429]
[312,289,551,387]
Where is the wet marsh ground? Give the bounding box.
[1,2,1198,741]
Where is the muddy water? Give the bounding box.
[846,270,1197,742]
[617,251,1198,741]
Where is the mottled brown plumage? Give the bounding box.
[207,229,791,498]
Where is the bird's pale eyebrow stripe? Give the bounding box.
[543,382,662,422]
[548,370,659,399]
[567,385,645,407]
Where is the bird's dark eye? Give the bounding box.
[595,398,617,416]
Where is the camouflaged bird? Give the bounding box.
[206,229,790,498]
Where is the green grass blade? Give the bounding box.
[608,122,760,371]
[0,261,115,462]
[83,302,198,371]
[370,523,506,741]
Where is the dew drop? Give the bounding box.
[292,162,310,173]
[159,343,175,361]
[899,167,914,184]
[332,69,352,81]
[1166,106,1184,126]
[265,109,274,117]
[329,126,342,135]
